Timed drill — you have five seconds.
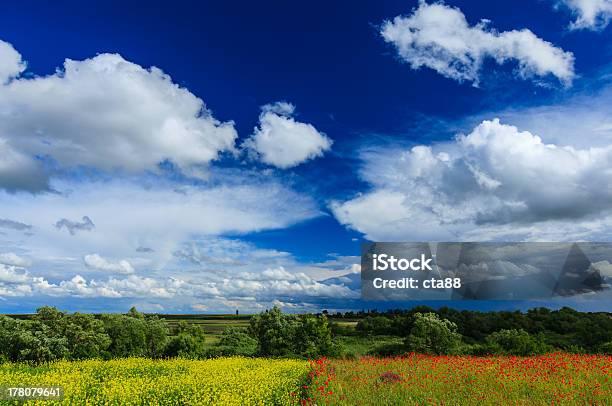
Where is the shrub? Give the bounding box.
[164,322,206,359]
[249,307,343,357]
[404,313,461,355]
[485,329,552,355]
[597,341,612,354]
[213,327,258,357]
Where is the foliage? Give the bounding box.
[404,313,461,355]
[99,307,168,359]
[164,322,206,358]
[249,306,341,357]
[485,329,553,356]
[346,306,612,353]
[211,327,258,357]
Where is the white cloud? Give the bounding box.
[0,252,31,267]
[557,0,612,30]
[243,102,332,168]
[0,40,24,83]
[381,1,575,86]
[591,260,612,277]
[332,118,612,241]
[0,232,360,312]
[0,261,357,303]
[0,176,320,281]
[84,254,135,274]
[0,40,237,191]
[0,264,31,284]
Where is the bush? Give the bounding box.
[404,313,461,355]
[100,307,169,359]
[485,329,553,355]
[213,327,258,357]
[249,306,343,357]
[597,342,612,354]
[164,322,206,359]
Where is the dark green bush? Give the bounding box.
[485,329,553,355]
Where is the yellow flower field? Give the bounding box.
[0,357,308,405]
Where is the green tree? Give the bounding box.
[249,307,343,357]
[164,322,206,358]
[212,327,258,356]
[101,314,147,357]
[486,329,552,355]
[64,313,110,359]
[405,312,461,355]
[295,314,335,358]
[249,307,299,356]
[143,316,168,358]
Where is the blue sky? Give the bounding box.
[0,0,611,313]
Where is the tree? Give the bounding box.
[64,313,110,359]
[212,327,258,356]
[249,307,341,357]
[101,314,147,357]
[405,313,461,355]
[143,316,168,358]
[486,329,552,355]
[164,322,206,358]
[295,314,335,358]
[249,307,299,356]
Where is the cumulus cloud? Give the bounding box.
[0,39,237,191]
[0,261,357,304]
[332,118,612,241]
[55,216,95,235]
[0,40,24,83]
[243,102,332,168]
[0,231,361,313]
[0,252,31,267]
[84,254,135,274]
[556,0,612,30]
[381,1,575,86]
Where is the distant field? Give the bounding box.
[1,313,359,348]
[162,315,252,334]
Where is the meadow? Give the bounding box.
[304,354,612,405]
[1,354,610,405]
[1,307,611,404]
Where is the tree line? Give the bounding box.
[351,306,612,355]
[0,306,340,364]
[1,305,610,364]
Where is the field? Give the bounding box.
[304,354,612,405]
[0,358,307,405]
[1,355,610,405]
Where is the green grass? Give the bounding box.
[339,335,405,357]
[304,354,612,405]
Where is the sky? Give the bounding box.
[0,0,611,313]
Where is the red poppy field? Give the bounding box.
[299,354,612,405]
